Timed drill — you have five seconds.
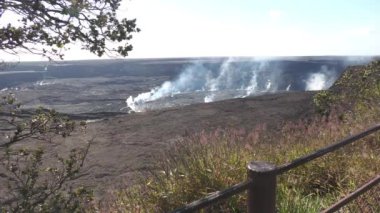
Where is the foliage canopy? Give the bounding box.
[0,0,139,59]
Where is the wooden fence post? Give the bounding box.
[247,161,277,213]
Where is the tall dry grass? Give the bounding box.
[97,107,379,212]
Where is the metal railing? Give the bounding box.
[171,123,380,213]
[322,175,380,212]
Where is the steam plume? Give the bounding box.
[126,58,281,112]
[126,58,344,112]
[305,65,337,91]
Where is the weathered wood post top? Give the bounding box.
[247,161,277,213]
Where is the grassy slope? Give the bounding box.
[98,61,380,212]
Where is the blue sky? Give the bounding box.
[2,0,380,60]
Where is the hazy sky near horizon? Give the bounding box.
[1,0,380,61]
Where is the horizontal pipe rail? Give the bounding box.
[276,123,380,174]
[171,180,251,213]
[170,124,380,212]
[322,174,380,213]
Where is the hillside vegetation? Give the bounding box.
[99,61,380,212]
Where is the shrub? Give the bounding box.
[0,93,94,212]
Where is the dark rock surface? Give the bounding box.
[66,91,315,196]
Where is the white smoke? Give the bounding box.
[305,73,326,91]
[126,58,280,112]
[34,80,56,86]
[0,88,9,92]
[204,94,215,103]
[343,56,374,67]
[126,60,345,112]
[305,65,337,91]
[304,57,374,92]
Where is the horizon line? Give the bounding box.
[3,55,380,63]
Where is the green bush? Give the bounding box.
[313,91,335,115]
[0,94,94,212]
